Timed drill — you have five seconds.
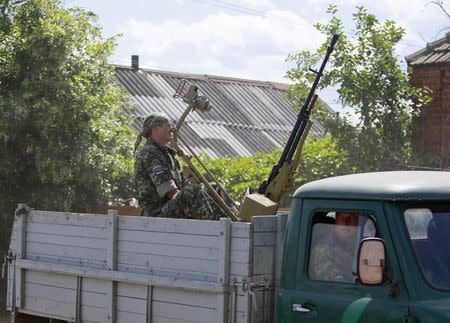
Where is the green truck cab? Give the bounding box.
[276,171,450,322]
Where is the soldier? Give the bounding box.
[133,112,225,220]
[309,212,359,282]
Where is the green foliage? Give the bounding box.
[0,0,134,215]
[0,1,134,311]
[195,150,279,201]
[298,136,351,183]
[286,5,432,172]
[195,136,349,206]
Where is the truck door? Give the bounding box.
[281,199,410,323]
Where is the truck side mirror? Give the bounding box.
[357,238,386,285]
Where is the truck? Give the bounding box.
[2,33,340,323]
[3,170,450,322]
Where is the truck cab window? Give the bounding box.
[308,211,376,283]
[404,208,450,289]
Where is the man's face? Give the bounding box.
[335,212,359,240]
[152,121,172,145]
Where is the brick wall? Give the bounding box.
[410,64,450,168]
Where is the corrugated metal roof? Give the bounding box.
[406,32,450,66]
[116,66,327,158]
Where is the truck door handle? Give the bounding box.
[292,304,311,313]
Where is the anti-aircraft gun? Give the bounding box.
[172,34,339,222]
[171,81,240,221]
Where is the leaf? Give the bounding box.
[0,0,134,214]
[285,5,434,172]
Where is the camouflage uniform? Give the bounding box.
[134,137,224,220]
[309,232,355,282]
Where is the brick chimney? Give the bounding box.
[131,55,139,71]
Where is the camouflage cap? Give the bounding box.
[141,112,170,137]
[134,112,170,155]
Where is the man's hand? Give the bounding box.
[166,189,179,199]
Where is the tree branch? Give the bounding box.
[431,0,450,20]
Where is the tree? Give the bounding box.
[196,136,350,207]
[0,0,134,215]
[0,0,136,307]
[431,0,450,35]
[0,0,135,311]
[432,0,450,22]
[299,136,351,183]
[286,5,432,172]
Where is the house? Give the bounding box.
[114,56,327,158]
[406,32,450,168]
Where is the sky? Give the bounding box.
[63,0,449,113]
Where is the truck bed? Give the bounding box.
[6,207,287,323]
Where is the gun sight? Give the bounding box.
[173,79,212,112]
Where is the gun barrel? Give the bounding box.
[286,94,318,162]
[259,33,339,193]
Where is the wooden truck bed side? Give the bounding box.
[6,208,287,323]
